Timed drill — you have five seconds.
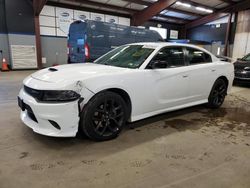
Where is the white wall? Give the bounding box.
[233,10,250,59]
[39,5,131,37]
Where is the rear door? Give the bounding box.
[184,47,218,101]
[68,21,87,63]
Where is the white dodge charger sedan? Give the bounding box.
[18,43,234,141]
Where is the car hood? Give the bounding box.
[31,63,127,83]
[234,61,250,69]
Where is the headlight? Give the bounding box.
[244,67,250,71]
[41,90,80,102]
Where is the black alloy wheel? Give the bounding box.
[80,91,127,141]
[207,79,227,108]
[92,98,124,137]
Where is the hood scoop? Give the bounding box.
[48,67,58,72]
[31,63,124,83]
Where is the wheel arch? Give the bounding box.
[105,88,132,121]
[216,76,229,93]
[88,87,132,121]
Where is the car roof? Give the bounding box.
[129,42,217,60]
[130,42,202,49]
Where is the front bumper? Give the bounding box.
[234,70,250,81]
[18,87,80,137]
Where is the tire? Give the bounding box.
[80,91,127,141]
[207,79,227,108]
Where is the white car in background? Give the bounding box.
[18,43,234,141]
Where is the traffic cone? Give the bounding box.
[1,58,9,71]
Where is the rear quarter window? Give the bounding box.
[186,47,212,65]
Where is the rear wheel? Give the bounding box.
[80,91,127,141]
[207,79,227,108]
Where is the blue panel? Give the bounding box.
[77,39,85,45]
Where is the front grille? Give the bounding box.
[234,66,244,71]
[235,74,250,79]
[24,85,43,101]
[235,71,250,79]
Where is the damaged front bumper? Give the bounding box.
[17,76,94,137]
[18,87,80,137]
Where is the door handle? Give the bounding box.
[182,75,188,78]
[211,69,216,72]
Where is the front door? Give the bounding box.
[143,46,190,111]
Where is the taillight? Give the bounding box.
[85,43,90,60]
[67,44,70,55]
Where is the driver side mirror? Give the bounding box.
[237,58,242,61]
[149,60,168,69]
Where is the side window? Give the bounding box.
[186,48,212,65]
[149,47,185,69]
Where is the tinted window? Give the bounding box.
[94,45,154,69]
[242,53,250,61]
[150,47,185,68]
[186,48,212,65]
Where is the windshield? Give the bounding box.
[94,45,154,69]
[242,53,250,61]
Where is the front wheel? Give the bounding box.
[80,91,127,141]
[207,79,227,108]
